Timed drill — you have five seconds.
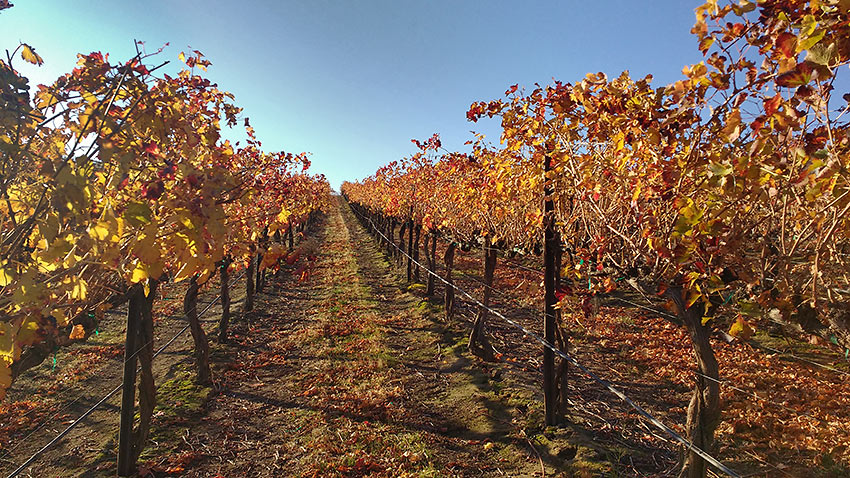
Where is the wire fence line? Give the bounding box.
[450,250,827,428]
[479,231,850,379]
[349,204,741,478]
[3,269,249,462]
[0,281,185,465]
[5,268,249,478]
[400,211,849,415]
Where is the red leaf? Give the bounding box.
[763,95,782,116]
[775,32,797,59]
[143,142,160,155]
[776,63,812,88]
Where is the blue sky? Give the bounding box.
[2,1,704,190]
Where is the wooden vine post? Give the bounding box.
[426,232,437,296]
[219,257,232,343]
[255,252,264,293]
[117,280,158,476]
[444,242,457,320]
[399,221,407,265]
[413,224,422,282]
[256,229,268,293]
[543,153,561,426]
[468,237,496,358]
[407,206,414,282]
[288,224,294,250]
[244,251,256,313]
[117,286,142,476]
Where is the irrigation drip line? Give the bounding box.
[611,296,680,322]
[481,246,547,276]
[452,268,562,325]
[754,342,850,377]
[6,269,248,478]
[349,204,741,478]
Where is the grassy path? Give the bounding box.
[161,197,549,477]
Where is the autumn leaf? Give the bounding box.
[728,316,754,340]
[71,277,88,300]
[776,62,813,88]
[774,32,796,59]
[17,317,39,346]
[0,266,12,286]
[69,324,86,340]
[20,43,44,66]
[124,202,153,227]
[131,262,148,283]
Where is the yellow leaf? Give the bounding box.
[178,51,186,62]
[173,253,201,283]
[21,43,44,66]
[71,277,88,300]
[687,288,703,309]
[0,267,12,287]
[728,316,754,340]
[0,322,14,363]
[90,221,111,241]
[124,202,152,228]
[51,309,68,326]
[631,185,642,204]
[17,317,40,346]
[132,231,160,265]
[277,208,291,225]
[131,262,148,283]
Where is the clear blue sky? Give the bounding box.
[2,1,704,190]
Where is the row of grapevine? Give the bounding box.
[343,1,849,476]
[1,42,331,473]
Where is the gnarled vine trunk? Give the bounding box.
[469,238,496,358]
[244,252,256,313]
[133,278,158,463]
[667,286,721,478]
[185,276,211,385]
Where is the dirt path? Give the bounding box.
[138,197,550,477]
